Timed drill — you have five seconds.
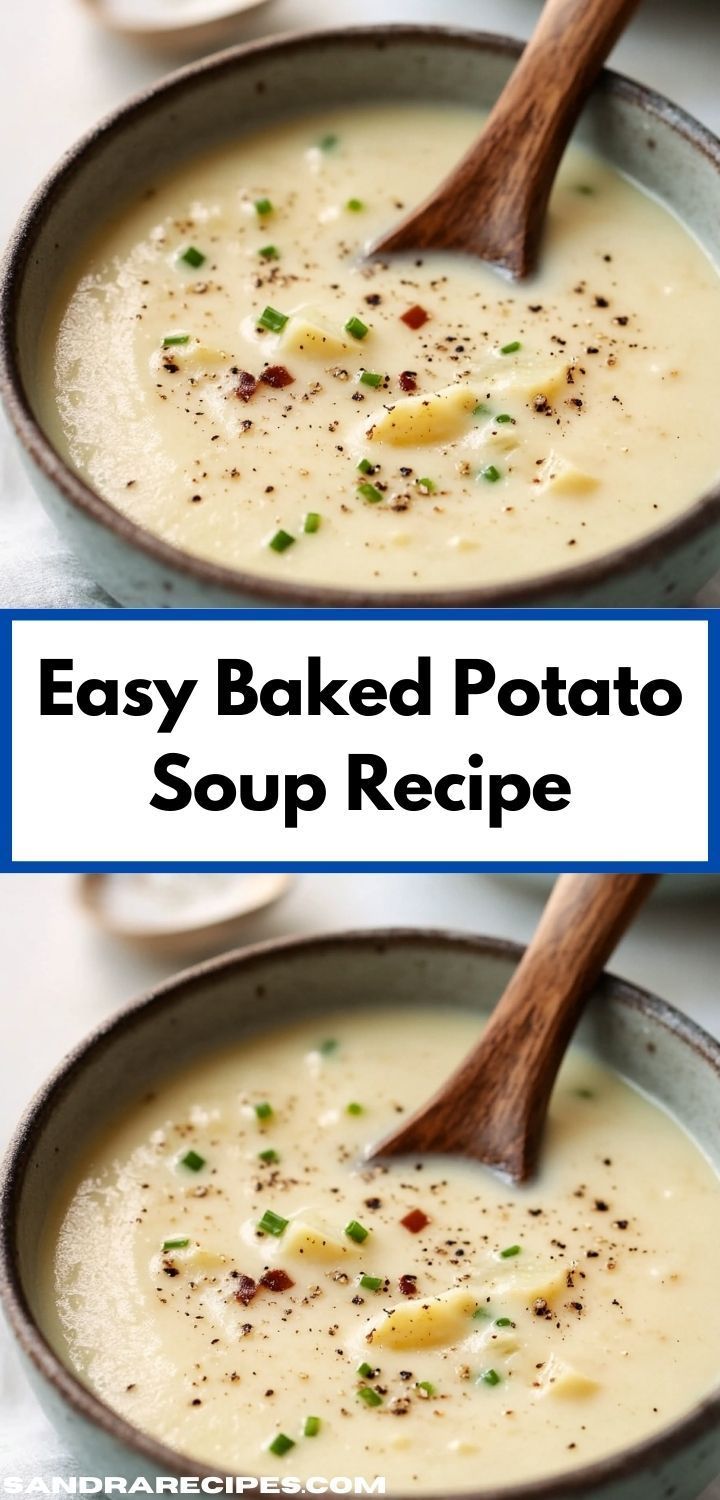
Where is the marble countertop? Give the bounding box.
[0,869,718,1488]
[1,0,720,606]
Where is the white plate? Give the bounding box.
[78,0,274,46]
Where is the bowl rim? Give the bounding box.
[2,23,720,607]
[2,924,720,1497]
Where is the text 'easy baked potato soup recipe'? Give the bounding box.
[40,1010,720,1490]
[43,105,720,591]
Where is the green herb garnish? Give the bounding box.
[346,198,365,212]
[472,1306,491,1320]
[345,1219,370,1244]
[259,1148,280,1165]
[319,1038,339,1055]
[162,333,190,348]
[499,1244,521,1259]
[259,245,279,261]
[258,1209,289,1237]
[480,465,501,484]
[495,1317,515,1327]
[416,477,436,493]
[304,1416,321,1438]
[495,413,515,424]
[357,1362,375,1377]
[319,134,339,151]
[358,482,382,505]
[178,246,205,270]
[304,512,322,534]
[268,529,295,553]
[357,458,375,475]
[255,198,273,217]
[162,1237,190,1251]
[258,306,289,333]
[416,1381,436,1397]
[480,1368,502,1387]
[359,1274,383,1292]
[359,371,383,388]
[346,1102,364,1116]
[268,1433,295,1457]
[473,402,492,417]
[254,1101,273,1120]
[500,340,521,355]
[345,316,369,341]
[357,1386,383,1408]
[180,1150,205,1172]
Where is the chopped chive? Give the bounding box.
[480,464,502,484]
[472,1306,491,1320]
[346,198,365,212]
[268,1433,295,1457]
[162,333,190,348]
[304,1416,321,1438]
[345,1219,370,1244]
[254,1101,273,1120]
[180,1150,205,1172]
[319,1037,339,1055]
[357,457,375,475]
[357,1362,375,1377]
[178,246,205,270]
[319,133,339,151]
[259,1148,280,1165]
[575,1087,595,1099]
[258,306,289,333]
[255,198,273,217]
[358,482,382,505]
[359,370,383,387]
[359,1274,383,1292]
[345,316,369,341]
[416,1380,436,1397]
[575,183,595,195]
[162,1237,190,1251]
[500,340,521,354]
[304,511,322,534]
[268,529,295,553]
[357,1386,383,1407]
[495,413,515,424]
[495,1317,515,1327]
[257,1209,289,1237]
[480,1368,502,1387]
[259,244,280,261]
[500,1244,522,1259]
[346,1102,364,1116]
[473,402,492,417]
[416,477,436,493]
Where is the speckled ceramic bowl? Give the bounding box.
[2,929,720,1497]
[2,26,720,607]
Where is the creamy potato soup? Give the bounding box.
[41,105,720,592]
[40,1009,720,1490]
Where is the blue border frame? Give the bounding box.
[1,607,716,874]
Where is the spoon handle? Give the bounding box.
[371,873,658,1181]
[465,0,642,272]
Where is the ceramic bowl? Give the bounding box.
[2,928,720,1498]
[2,26,720,607]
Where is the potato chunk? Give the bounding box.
[536,453,598,495]
[491,354,572,403]
[281,315,351,360]
[366,1287,477,1350]
[282,1218,357,1262]
[494,1263,572,1309]
[367,384,477,447]
[536,1356,599,1399]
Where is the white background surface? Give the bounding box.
[1,0,720,606]
[0,869,719,1488]
[11,617,709,863]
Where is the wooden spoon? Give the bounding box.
[369,872,658,1182]
[371,0,642,278]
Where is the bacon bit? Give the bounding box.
[401,305,429,331]
[261,364,295,389]
[399,1274,418,1296]
[399,371,418,393]
[235,1274,258,1305]
[401,1209,429,1234]
[236,371,258,402]
[260,1268,295,1293]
